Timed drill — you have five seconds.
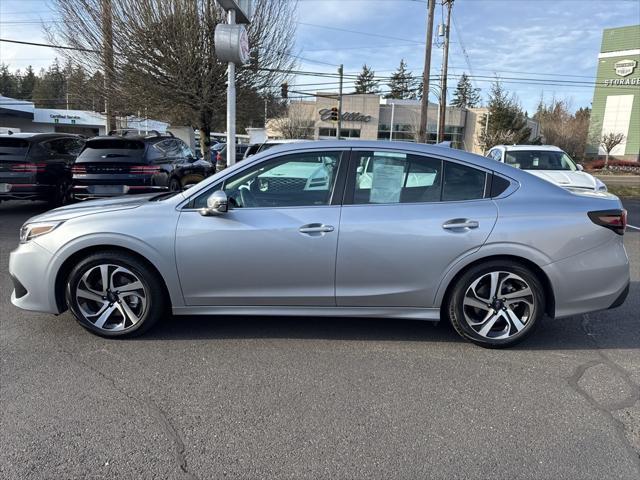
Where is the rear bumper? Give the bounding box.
[72,184,167,200]
[544,235,630,318]
[0,183,55,200]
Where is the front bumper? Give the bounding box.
[9,240,60,314]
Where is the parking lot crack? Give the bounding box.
[59,347,200,480]
[565,316,640,473]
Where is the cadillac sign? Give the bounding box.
[614,59,637,77]
[319,109,371,122]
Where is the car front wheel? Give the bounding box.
[65,251,166,338]
[447,260,545,348]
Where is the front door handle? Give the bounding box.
[442,219,479,230]
[299,223,335,234]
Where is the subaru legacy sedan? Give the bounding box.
[9,141,629,347]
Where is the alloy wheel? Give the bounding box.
[462,271,535,340]
[74,264,148,332]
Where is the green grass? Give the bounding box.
[607,185,640,198]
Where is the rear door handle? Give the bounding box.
[442,220,479,230]
[299,223,335,234]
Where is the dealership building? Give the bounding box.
[588,25,640,161]
[267,93,539,154]
[0,96,169,137]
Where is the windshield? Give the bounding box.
[504,150,577,171]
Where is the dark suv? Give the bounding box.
[71,132,212,199]
[0,133,84,206]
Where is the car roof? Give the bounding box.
[0,132,80,141]
[494,144,564,152]
[87,134,173,143]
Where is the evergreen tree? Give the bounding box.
[20,66,37,100]
[451,73,481,108]
[0,64,20,98]
[32,59,66,108]
[479,79,531,149]
[354,64,379,94]
[385,59,417,99]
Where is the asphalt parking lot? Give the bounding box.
[1,199,639,480]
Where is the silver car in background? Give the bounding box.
[9,141,629,347]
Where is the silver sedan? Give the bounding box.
[9,141,630,347]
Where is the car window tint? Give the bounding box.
[41,139,68,154]
[353,151,442,204]
[193,151,342,209]
[77,139,145,163]
[442,161,487,201]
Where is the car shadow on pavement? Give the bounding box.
[139,282,640,350]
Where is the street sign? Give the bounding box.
[214,24,250,65]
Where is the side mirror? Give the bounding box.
[199,190,228,216]
[577,164,584,171]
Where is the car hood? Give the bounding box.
[26,193,160,223]
[525,170,597,189]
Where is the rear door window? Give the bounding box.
[442,161,487,201]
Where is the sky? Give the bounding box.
[1,0,639,113]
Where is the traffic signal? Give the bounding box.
[330,107,338,121]
[280,82,288,99]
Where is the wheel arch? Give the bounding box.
[54,245,172,313]
[438,254,556,319]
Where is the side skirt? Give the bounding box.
[172,305,442,321]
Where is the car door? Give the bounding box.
[175,149,347,306]
[336,149,498,308]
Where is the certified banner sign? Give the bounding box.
[614,59,637,77]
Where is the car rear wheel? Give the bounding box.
[65,251,166,338]
[51,179,71,207]
[447,260,545,348]
[169,177,181,192]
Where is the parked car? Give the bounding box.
[213,143,250,165]
[487,145,608,191]
[71,132,208,199]
[0,133,84,206]
[243,139,309,159]
[9,141,629,347]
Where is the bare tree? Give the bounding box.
[479,129,519,152]
[46,0,297,160]
[599,132,625,169]
[269,103,315,139]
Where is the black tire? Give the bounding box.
[447,260,545,348]
[65,250,167,338]
[169,177,181,192]
[51,179,71,207]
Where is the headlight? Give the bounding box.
[19,221,64,243]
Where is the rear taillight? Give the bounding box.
[216,152,222,162]
[11,163,46,173]
[71,165,86,175]
[588,209,627,235]
[130,165,161,175]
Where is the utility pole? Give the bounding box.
[226,8,237,166]
[101,0,116,132]
[264,98,268,127]
[337,64,343,139]
[418,0,436,143]
[437,0,453,143]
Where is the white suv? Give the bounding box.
[487,145,607,191]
